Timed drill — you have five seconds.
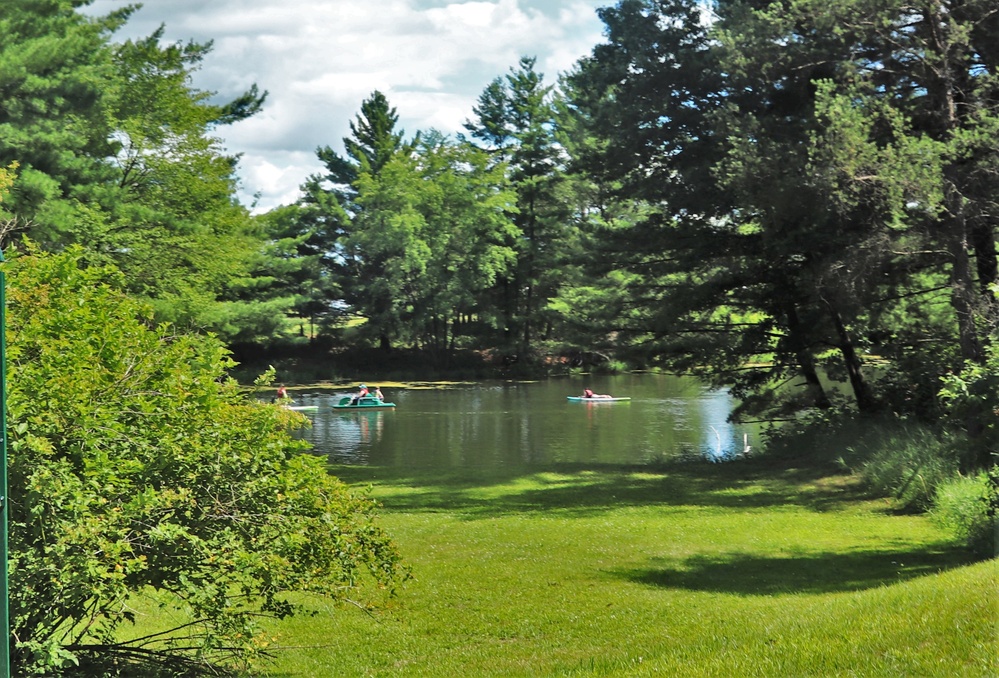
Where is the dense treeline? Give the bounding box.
[1,0,994,458]
[570,0,998,464]
[0,0,996,671]
[278,0,998,462]
[555,0,999,445]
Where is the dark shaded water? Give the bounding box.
[278,374,761,469]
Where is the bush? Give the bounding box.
[4,248,407,675]
[858,424,960,510]
[931,471,997,558]
[939,341,999,469]
[765,413,961,510]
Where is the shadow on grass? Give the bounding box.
[330,457,871,518]
[331,459,982,594]
[612,546,972,595]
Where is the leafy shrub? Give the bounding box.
[761,410,889,469]
[931,471,997,558]
[858,425,960,510]
[939,339,999,469]
[4,248,406,675]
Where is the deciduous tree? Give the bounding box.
[4,247,405,675]
[348,133,518,365]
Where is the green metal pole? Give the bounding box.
[0,249,9,676]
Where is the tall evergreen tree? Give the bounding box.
[571,0,998,438]
[246,204,342,343]
[297,91,414,348]
[565,0,821,412]
[101,27,272,334]
[0,1,280,342]
[0,0,124,243]
[465,57,574,358]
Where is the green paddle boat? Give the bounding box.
[332,395,396,410]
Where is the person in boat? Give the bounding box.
[582,388,613,399]
[277,384,289,400]
[350,383,370,405]
[373,386,384,402]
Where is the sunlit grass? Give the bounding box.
[242,461,997,677]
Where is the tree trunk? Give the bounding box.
[944,205,984,366]
[827,304,878,413]
[521,282,533,357]
[943,204,987,445]
[784,303,831,409]
[969,218,997,313]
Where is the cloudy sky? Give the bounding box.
[84,0,610,212]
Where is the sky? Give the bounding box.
[84,0,611,213]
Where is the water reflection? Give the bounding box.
[308,410,386,464]
[278,375,760,470]
[700,393,746,461]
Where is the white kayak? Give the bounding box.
[566,396,631,402]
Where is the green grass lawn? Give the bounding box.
[246,458,997,677]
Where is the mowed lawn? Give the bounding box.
[255,459,997,677]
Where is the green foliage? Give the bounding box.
[93,26,276,340]
[294,91,416,348]
[564,0,999,433]
[0,0,123,242]
[939,337,999,468]
[857,425,961,510]
[246,205,342,343]
[931,471,996,557]
[0,161,15,202]
[766,412,968,512]
[0,1,284,345]
[465,57,576,355]
[4,248,405,674]
[348,134,518,360]
[808,80,947,230]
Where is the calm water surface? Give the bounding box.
[284,374,761,470]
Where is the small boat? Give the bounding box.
[332,395,396,410]
[283,404,319,412]
[566,396,631,402]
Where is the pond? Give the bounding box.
[276,374,763,470]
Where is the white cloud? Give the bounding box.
[85,0,607,212]
[237,151,319,209]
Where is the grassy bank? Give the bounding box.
[250,459,997,677]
